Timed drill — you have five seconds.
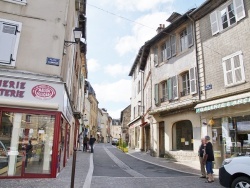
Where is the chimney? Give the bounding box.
[156,24,165,34]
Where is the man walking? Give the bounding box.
[83,135,89,152]
[203,135,215,183]
[89,135,96,153]
[198,138,206,178]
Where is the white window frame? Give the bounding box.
[2,0,27,5]
[210,0,245,35]
[153,47,158,66]
[222,51,245,87]
[0,18,22,67]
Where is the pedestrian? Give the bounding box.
[89,135,96,153]
[25,140,33,167]
[77,131,83,151]
[203,135,215,183]
[83,135,89,152]
[198,138,206,178]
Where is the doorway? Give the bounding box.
[159,122,165,157]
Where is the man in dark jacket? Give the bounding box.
[203,136,215,183]
[89,135,96,153]
[25,140,33,167]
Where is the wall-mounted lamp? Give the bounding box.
[64,27,82,47]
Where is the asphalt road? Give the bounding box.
[91,144,223,188]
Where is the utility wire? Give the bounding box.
[86,2,223,57]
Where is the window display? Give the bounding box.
[0,111,55,176]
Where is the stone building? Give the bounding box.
[120,105,131,144]
[191,0,250,168]
[0,0,87,178]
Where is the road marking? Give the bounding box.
[127,153,200,176]
[104,146,145,177]
[83,153,93,188]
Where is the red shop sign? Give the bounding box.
[31,84,56,100]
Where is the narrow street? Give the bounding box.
[90,144,223,188]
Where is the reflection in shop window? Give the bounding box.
[173,120,193,151]
[0,111,55,176]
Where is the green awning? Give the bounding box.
[195,92,250,113]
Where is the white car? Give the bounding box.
[219,155,250,188]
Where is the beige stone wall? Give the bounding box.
[199,0,250,99]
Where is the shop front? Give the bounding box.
[0,75,75,178]
[195,92,250,168]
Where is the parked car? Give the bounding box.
[111,138,118,145]
[219,155,250,188]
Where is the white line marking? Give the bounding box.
[127,153,200,176]
[83,153,93,188]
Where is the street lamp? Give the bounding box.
[64,27,82,46]
[138,100,144,115]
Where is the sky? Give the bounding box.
[86,0,205,119]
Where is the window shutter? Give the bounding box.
[166,39,171,59]
[189,67,197,94]
[154,84,159,105]
[210,11,220,35]
[233,54,245,83]
[187,24,193,47]
[167,78,172,100]
[0,22,18,64]
[172,75,178,99]
[171,35,176,56]
[234,0,245,22]
[154,54,158,66]
[223,59,233,86]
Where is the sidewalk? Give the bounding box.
[127,149,219,177]
[0,150,91,188]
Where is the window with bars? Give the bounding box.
[222,51,245,87]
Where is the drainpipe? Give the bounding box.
[187,14,201,101]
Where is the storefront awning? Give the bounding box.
[195,92,250,113]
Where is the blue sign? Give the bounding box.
[205,84,212,90]
[46,57,60,66]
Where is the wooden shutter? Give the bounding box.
[172,75,178,99]
[166,39,171,59]
[154,84,159,105]
[233,54,245,83]
[167,78,172,100]
[234,0,246,22]
[0,22,18,64]
[223,59,233,86]
[171,35,176,56]
[187,24,193,47]
[189,67,197,94]
[210,11,219,35]
[154,47,158,66]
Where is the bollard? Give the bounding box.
[71,147,77,188]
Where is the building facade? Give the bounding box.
[0,0,87,178]
[191,0,250,168]
[120,105,131,145]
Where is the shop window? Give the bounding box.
[0,111,55,177]
[172,120,193,150]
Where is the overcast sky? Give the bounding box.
[86,0,205,119]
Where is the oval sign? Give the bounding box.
[31,84,56,100]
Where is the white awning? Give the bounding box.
[195,92,250,113]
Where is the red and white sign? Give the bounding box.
[31,84,56,100]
